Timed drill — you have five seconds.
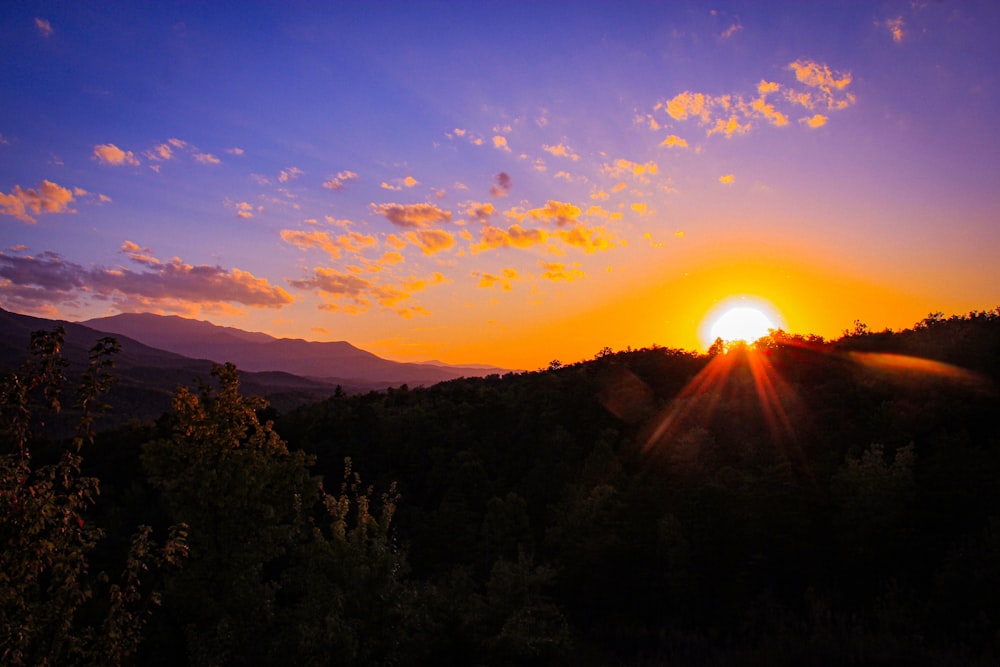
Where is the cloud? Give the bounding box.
[660,134,689,148]
[801,113,828,128]
[35,18,53,37]
[1,180,77,223]
[473,268,519,290]
[603,159,659,182]
[0,248,292,311]
[404,229,456,255]
[465,202,496,223]
[145,143,174,161]
[658,60,853,141]
[194,152,221,165]
[235,202,255,219]
[472,224,549,253]
[539,261,583,282]
[720,22,742,39]
[403,175,419,188]
[543,143,580,161]
[93,143,140,166]
[372,202,452,229]
[490,171,512,198]
[786,60,855,110]
[492,135,511,152]
[323,170,359,191]
[556,226,618,253]
[519,200,582,227]
[279,166,304,183]
[227,147,245,156]
[719,174,735,184]
[883,17,905,43]
[281,229,377,260]
[381,181,401,191]
[290,266,430,314]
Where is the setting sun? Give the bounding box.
[700,298,784,348]
[710,307,775,344]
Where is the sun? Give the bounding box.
[700,298,783,348]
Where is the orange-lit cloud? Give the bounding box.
[603,158,659,182]
[720,22,742,39]
[660,134,689,148]
[290,265,433,314]
[801,114,828,128]
[279,166,304,183]
[323,170,359,190]
[786,59,856,110]
[372,202,452,228]
[719,174,735,184]
[194,152,221,165]
[465,201,496,222]
[883,17,905,43]
[472,224,548,253]
[235,201,255,219]
[557,225,618,253]
[0,180,78,223]
[405,229,456,255]
[281,229,377,259]
[492,135,511,152]
[514,199,582,227]
[145,143,174,161]
[539,261,583,282]
[93,143,140,166]
[543,143,580,160]
[0,247,292,313]
[473,268,519,290]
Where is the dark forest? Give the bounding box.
[3,310,1000,665]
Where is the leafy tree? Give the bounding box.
[0,328,186,666]
[142,362,318,666]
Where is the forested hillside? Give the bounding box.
[3,311,999,665]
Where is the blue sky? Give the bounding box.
[2,2,999,367]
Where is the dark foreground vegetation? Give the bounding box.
[3,310,1000,665]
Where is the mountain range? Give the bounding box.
[0,308,505,427]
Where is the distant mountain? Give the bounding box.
[0,308,349,428]
[81,312,506,385]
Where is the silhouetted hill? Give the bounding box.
[0,308,350,426]
[82,312,506,385]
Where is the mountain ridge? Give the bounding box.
[80,312,506,384]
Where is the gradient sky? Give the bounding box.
[2,2,999,369]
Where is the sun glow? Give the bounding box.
[700,298,784,348]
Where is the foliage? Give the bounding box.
[0,328,186,666]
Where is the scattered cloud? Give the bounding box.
[34,18,53,38]
[473,268,519,290]
[472,224,549,253]
[492,135,511,152]
[882,17,905,43]
[372,202,452,229]
[93,143,140,166]
[234,201,255,219]
[323,170,359,191]
[720,22,742,39]
[194,152,221,165]
[543,143,580,161]
[657,59,854,141]
[290,265,434,315]
[1,180,78,223]
[281,229,377,260]
[660,134,689,149]
[539,261,583,282]
[603,159,659,183]
[719,174,735,184]
[145,143,174,161]
[518,200,583,227]
[227,147,245,156]
[490,172,513,198]
[279,166,304,183]
[403,175,419,188]
[405,229,456,255]
[801,113,828,128]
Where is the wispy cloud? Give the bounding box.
[323,170,359,191]
[93,143,140,166]
[34,18,53,38]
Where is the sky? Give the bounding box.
[2,2,999,369]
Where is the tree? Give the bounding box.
[0,328,186,667]
[142,363,317,666]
